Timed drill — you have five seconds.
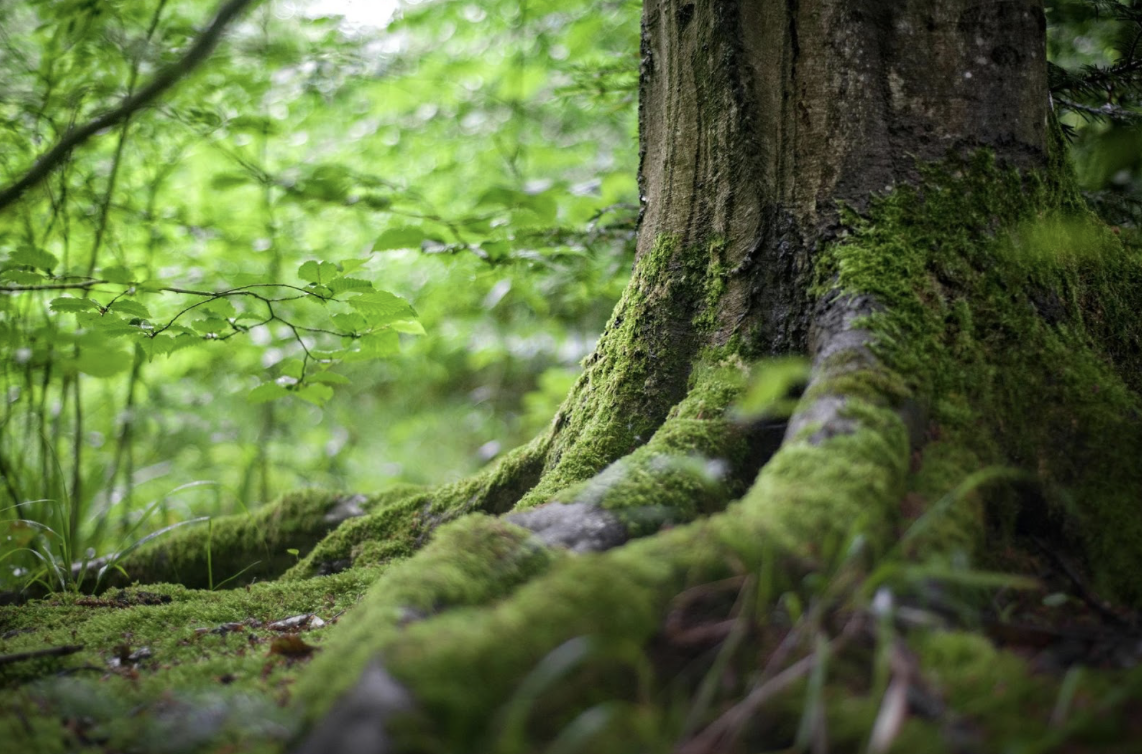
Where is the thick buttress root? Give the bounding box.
[289,292,917,753]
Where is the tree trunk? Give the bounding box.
[4,2,1142,752]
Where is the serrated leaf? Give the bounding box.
[331,313,368,332]
[327,277,373,294]
[1,269,45,284]
[390,319,426,335]
[192,317,229,334]
[50,297,99,313]
[342,330,400,362]
[109,300,150,318]
[347,291,416,325]
[201,298,236,317]
[298,260,320,283]
[296,383,334,406]
[163,334,201,355]
[298,260,340,285]
[248,382,291,404]
[374,226,427,251]
[97,322,146,338]
[279,358,305,380]
[308,371,350,385]
[339,259,368,275]
[10,248,58,271]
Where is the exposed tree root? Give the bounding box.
[289,290,915,752]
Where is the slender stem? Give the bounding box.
[0,0,262,213]
[86,0,170,278]
[69,356,82,563]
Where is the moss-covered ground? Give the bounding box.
[4,150,1142,753]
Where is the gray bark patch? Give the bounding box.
[291,660,412,754]
[506,502,628,553]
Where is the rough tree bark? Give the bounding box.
[4,1,1142,752]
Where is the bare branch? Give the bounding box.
[1055,96,1142,123]
[0,0,262,214]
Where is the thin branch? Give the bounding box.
[0,0,261,214]
[1055,96,1142,123]
[0,644,84,667]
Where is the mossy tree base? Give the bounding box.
[4,154,1142,753]
[6,1,1142,751]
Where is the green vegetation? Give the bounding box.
[0,0,640,589]
[3,1,1142,753]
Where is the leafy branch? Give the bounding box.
[1051,0,1142,124]
[0,0,262,214]
[3,261,421,407]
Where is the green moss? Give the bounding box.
[517,233,712,508]
[902,442,988,558]
[738,397,911,558]
[1,570,380,752]
[820,151,1142,603]
[284,437,547,578]
[914,630,1142,748]
[104,489,373,591]
[333,372,912,751]
[294,514,559,720]
[539,360,752,536]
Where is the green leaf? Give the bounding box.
[211,171,251,190]
[299,164,351,203]
[296,383,334,406]
[347,291,416,325]
[100,265,134,284]
[192,317,229,334]
[279,359,305,380]
[733,358,811,420]
[248,382,291,404]
[109,300,150,319]
[480,241,511,261]
[342,330,399,361]
[10,248,58,271]
[331,313,368,332]
[298,260,340,285]
[390,319,426,335]
[1,269,45,285]
[374,226,427,251]
[148,334,200,358]
[327,277,373,294]
[201,298,236,317]
[308,371,350,385]
[338,259,369,275]
[96,321,147,338]
[50,297,99,313]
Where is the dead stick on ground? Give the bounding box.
[0,645,84,666]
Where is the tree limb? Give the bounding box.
[0,0,262,214]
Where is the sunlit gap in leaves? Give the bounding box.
[290,0,400,29]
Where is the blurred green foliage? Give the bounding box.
[1048,0,1142,230]
[0,0,1139,591]
[0,0,639,588]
